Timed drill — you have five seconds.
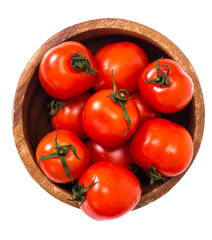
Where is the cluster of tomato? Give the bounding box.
[36,41,194,221]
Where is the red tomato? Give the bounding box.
[94,41,149,93]
[39,41,97,99]
[131,91,161,124]
[71,162,142,221]
[139,58,194,113]
[82,88,140,147]
[50,92,91,139]
[130,118,193,183]
[86,139,133,170]
[36,130,89,184]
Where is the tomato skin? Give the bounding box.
[131,91,161,124]
[51,92,91,139]
[39,41,97,99]
[36,130,89,183]
[94,41,149,93]
[82,89,140,147]
[78,162,142,221]
[139,58,194,113]
[130,118,193,177]
[86,139,133,170]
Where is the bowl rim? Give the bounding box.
[12,18,205,209]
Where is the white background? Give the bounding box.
[1,1,211,239]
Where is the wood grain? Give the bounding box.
[13,18,205,209]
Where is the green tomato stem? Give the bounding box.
[146,166,167,185]
[71,51,98,76]
[109,70,132,137]
[68,177,96,207]
[38,129,81,184]
[144,58,171,86]
[47,99,75,116]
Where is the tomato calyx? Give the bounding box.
[130,163,143,174]
[144,58,171,87]
[38,129,81,183]
[47,98,75,116]
[68,177,96,207]
[109,70,132,136]
[71,51,98,76]
[146,166,167,185]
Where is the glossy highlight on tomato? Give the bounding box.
[36,129,89,183]
[86,139,133,170]
[39,41,97,99]
[139,58,194,113]
[131,91,161,124]
[130,118,194,180]
[82,89,140,147]
[50,92,91,139]
[94,41,149,93]
[76,162,142,221]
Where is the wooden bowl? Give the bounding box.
[13,18,205,209]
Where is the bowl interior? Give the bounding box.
[17,22,202,209]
